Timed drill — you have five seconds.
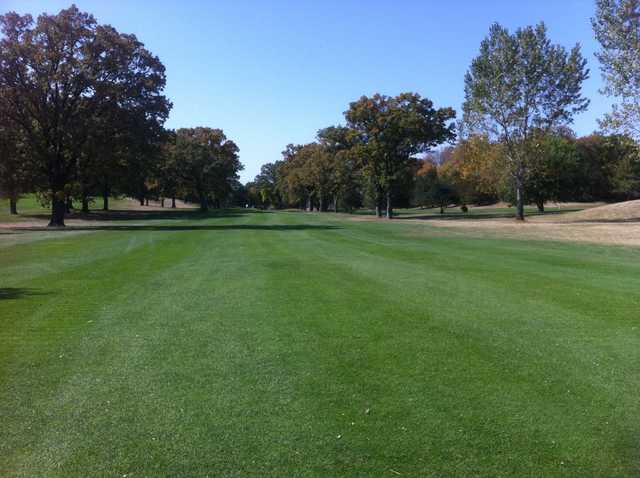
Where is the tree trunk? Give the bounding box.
[9,194,17,215]
[440,205,444,214]
[333,194,338,212]
[81,193,89,213]
[171,197,176,208]
[48,196,66,227]
[536,200,545,213]
[161,197,165,208]
[515,180,525,221]
[145,198,149,206]
[65,195,73,214]
[139,197,144,206]
[102,184,109,211]
[385,190,392,219]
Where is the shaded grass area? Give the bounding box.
[0,209,639,477]
[352,205,582,219]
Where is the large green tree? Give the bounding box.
[462,23,589,220]
[0,6,170,226]
[593,0,640,138]
[345,93,455,218]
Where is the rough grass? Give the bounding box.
[1,209,639,477]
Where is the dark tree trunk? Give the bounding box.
[65,195,73,214]
[515,180,525,221]
[536,200,545,213]
[145,198,149,206]
[81,193,89,214]
[200,191,208,211]
[385,190,392,219]
[102,183,110,211]
[440,205,444,214]
[9,194,18,215]
[139,197,144,206]
[161,198,165,208]
[48,196,66,227]
[171,197,176,208]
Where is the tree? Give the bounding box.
[593,0,640,138]
[0,6,170,226]
[317,126,362,212]
[173,128,242,211]
[463,23,589,220]
[345,93,455,218]
[526,133,582,212]
[0,110,28,214]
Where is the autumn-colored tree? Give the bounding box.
[345,93,455,218]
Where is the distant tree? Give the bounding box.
[0,6,170,226]
[526,134,582,212]
[593,0,640,138]
[317,126,361,211]
[173,128,242,211]
[345,93,455,218]
[463,23,589,220]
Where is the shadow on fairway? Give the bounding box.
[23,208,256,222]
[5,224,341,233]
[0,287,50,300]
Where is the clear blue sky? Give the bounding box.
[4,0,611,182]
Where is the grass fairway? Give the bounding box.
[1,209,639,477]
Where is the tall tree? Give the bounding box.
[462,23,589,220]
[0,6,170,226]
[345,93,455,218]
[593,0,640,138]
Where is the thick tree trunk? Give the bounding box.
[145,198,149,206]
[161,198,165,208]
[9,194,18,215]
[536,200,545,213]
[48,196,66,227]
[385,190,392,219]
[515,180,525,221]
[171,197,176,209]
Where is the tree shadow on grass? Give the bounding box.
[0,287,50,300]
[23,208,256,222]
[4,224,342,233]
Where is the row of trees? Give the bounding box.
[248,93,455,217]
[249,0,640,219]
[415,132,639,213]
[0,6,243,226]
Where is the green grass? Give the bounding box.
[1,209,639,477]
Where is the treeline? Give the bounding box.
[249,4,640,219]
[247,93,456,217]
[416,132,639,213]
[0,6,243,226]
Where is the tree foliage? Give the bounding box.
[463,22,589,219]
